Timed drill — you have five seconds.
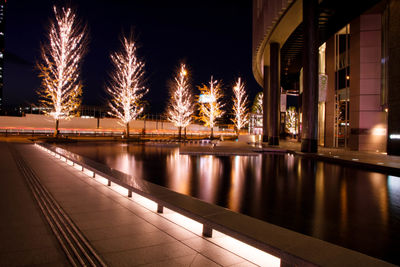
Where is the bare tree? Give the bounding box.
[106,34,147,137]
[232,77,249,135]
[166,64,194,140]
[37,6,88,137]
[198,77,224,138]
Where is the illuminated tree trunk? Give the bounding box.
[210,127,214,139]
[126,122,130,138]
[178,126,182,140]
[54,119,59,137]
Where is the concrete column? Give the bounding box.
[349,14,385,152]
[387,0,400,155]
[301,0,319,153]
[263,66,270,142]
[268,42,280,146]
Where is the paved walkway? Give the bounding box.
[0,141,257,266]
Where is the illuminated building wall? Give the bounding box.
[252,0,400,155]
[0,0,4,112]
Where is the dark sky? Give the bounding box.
[4,0,262,114]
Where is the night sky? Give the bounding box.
[4,0,263,114]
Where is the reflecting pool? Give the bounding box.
[60,142,400,264]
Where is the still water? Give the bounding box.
[60,142,400,264]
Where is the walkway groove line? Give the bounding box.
[8,144,108,267]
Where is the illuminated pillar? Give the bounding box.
[301,0,319,153]
[263,66,269,142]
[268,42,280,146]
[387,0,400,155]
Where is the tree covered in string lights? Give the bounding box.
[197,77,224,138]
[106,33,147,137]
[37,6,88,137]
[231,77,249,135]
[286,106,298,136]
[251,92,263,114]
[166,64,194,140]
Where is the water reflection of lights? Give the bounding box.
[198,156,221,203]
[388,176,400,207]
[112,152,143,180]
[313,164,326,237]
[229,156,245,211]
[166,150,191,195]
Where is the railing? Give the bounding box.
[36,142,395,267]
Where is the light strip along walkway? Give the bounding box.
[9,143,107,267]
[9,143,258,267]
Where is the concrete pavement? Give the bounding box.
[0,141,258,266]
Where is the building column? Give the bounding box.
[262,66,269,142]
[268,42,280,146]
[301,0,319,153]
[387,0,400,155]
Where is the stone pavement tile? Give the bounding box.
[181,237,246,266]
[0,247,68,266]
[72,211,146,231]
[114,197,154,215]
[0,231,59,252]
[139,211,185,231]
[91,230,177,253]
[58,198,120,214]
[0,224,50,239]
[141,253,221,267]
[83,221,159,241]
[228,261,259,267]
[158,223,199,241]
[68,206,142,222]
[102,241,196,266]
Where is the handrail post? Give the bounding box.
[202,224,213,237]
[157,204,163,213]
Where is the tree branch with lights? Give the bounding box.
[197,77,225,139]
[37,6,88,137]
[231,77,249,135]
[106,33,147,137]
[166,64,194,140]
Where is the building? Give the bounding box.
[253,0,400,155]
[0,0,5,112]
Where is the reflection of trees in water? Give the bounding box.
[60,143,395,264]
